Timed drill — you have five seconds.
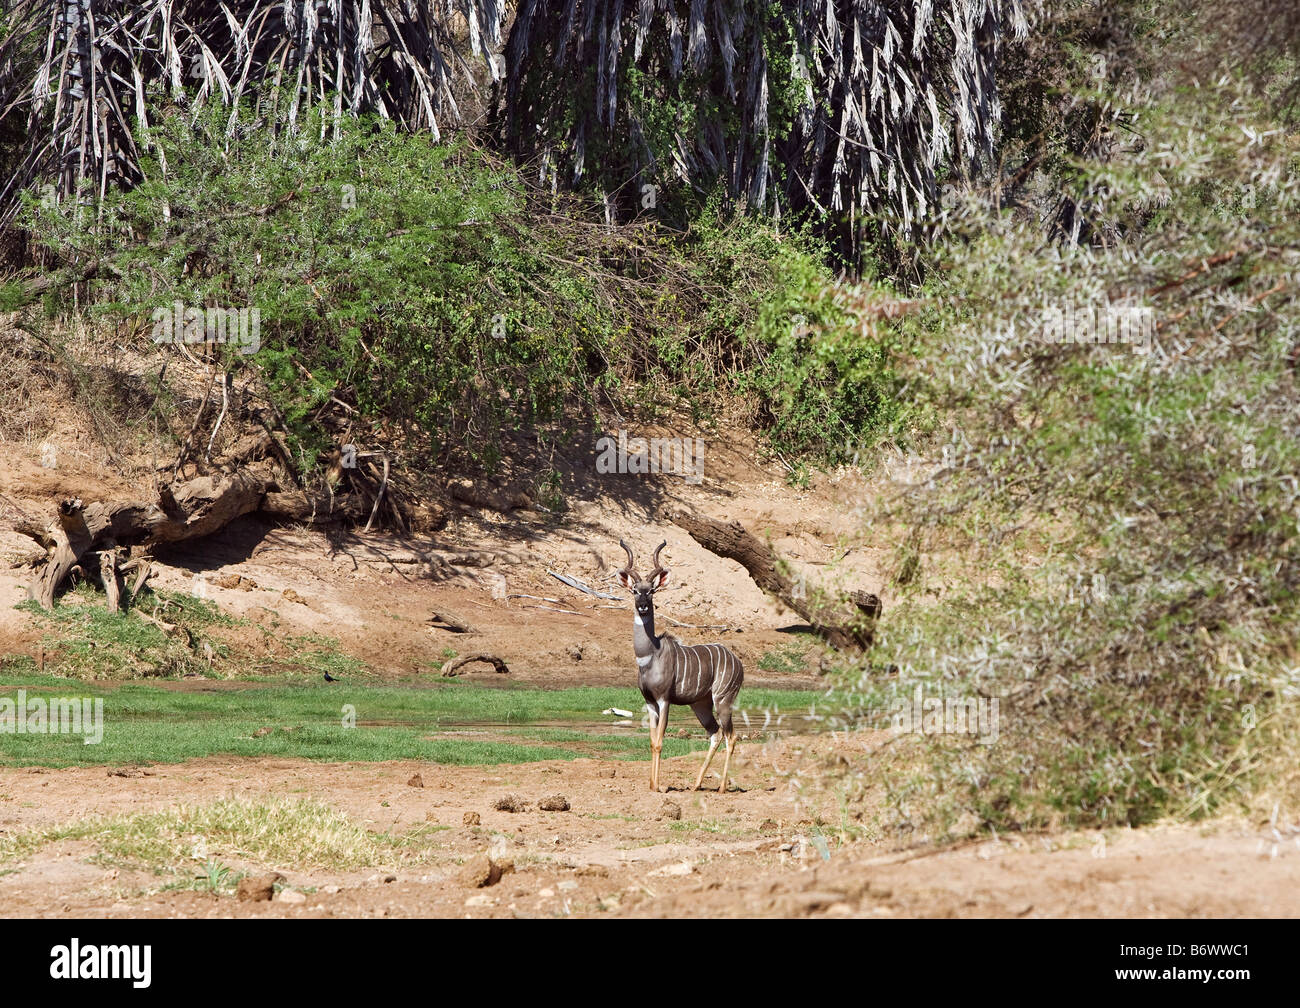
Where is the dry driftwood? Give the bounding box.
[548,569,621,600]
[125,556,153,598]
[24,473,272,609]
[428,608,476,634]
[99,550,122,613]
[19,468,386,608]
[261,489,367,524]
[447,479,534,513]
[440,653,510,677]
[665,508,881,651]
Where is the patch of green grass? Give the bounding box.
[15,586,238,680]
[758,644,809,675]
[286,635,368,679]
[668,819,737,836]
[163,858,244,895]
[148,590,240,629]
[0,797,444,882]
[0,676,821,768]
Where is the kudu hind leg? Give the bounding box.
[718,734,738,793]
[717,706,737,794]
[689,700,721,792]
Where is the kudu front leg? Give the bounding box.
[648,701,669,792]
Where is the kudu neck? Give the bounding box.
[633,603,659,657]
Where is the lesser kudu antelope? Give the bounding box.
[616,538,744,793]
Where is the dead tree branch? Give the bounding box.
[664,507,881,651]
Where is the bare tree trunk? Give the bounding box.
[100,549,121,613]
[665,507,881,651]
[28,499,96,611]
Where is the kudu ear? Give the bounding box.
[617,570,636,590]
[648,540,669,590]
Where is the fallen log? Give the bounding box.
[19,447,407,607]
[447,479,534,513]
[260,489,367,524]
[428,608,476,634]
[664,507,881,652]
[440,653,510,677]
[24,471,272,609]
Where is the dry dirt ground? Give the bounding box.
[1,425,1298,918]
[2,742,1298,919]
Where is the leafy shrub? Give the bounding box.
[832,29,1300,840]
[19,103,903,474]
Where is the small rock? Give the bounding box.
[322,885,341,895]
[383,874,397,884]
[660,800,682,820]
[236,872,285,902]
[538,794,570,812]
[649,861,694,878]
[557,880,579,892]
[214,573,257,590]
[675,728,689,739]
[462,855,514,888]
[493,794,528,813]
[251,727,273,738]
[465,893,494,907]
[282,588,309,606]
[276,889,306,905]
[407,774,424,788]
[463,811,481,826]
[538,887,555,898]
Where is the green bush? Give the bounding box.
[20,103,903,474]
[831,52,1300,840]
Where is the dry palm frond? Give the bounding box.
[505,0,1028,265]
[0,0,504,222]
